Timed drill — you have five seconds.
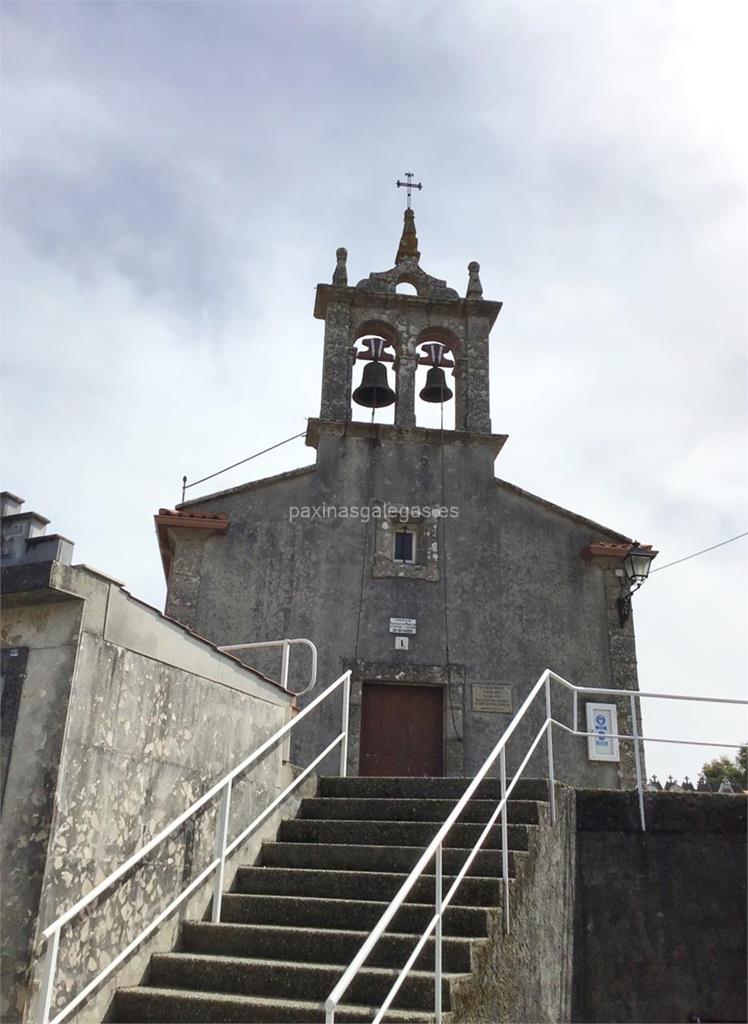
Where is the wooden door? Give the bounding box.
[360,683,443,777]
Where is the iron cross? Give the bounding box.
[396,172,423,209]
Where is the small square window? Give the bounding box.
[372,504,438,581]
[394,529,415,563]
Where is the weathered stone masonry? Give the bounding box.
[159,210,653,790]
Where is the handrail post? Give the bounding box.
[37,927,60,1024]
[435,842,443,1024]
[281,639,290,691]
[630,694,646,832]
[211,780,232,922]
[545,677,557,824]
[339,672,351,777]
[572,688,578,734]
[319,671,748,1024]
[499,748,510,932]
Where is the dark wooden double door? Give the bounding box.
[360,683,443,777]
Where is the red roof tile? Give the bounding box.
[582,540,658,562]
[154,509,229,581]
[158,508,228,521]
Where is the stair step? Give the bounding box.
[113,987,432,1023]
[260,841,521,876]
[148,953,461,1012]
[279,818,532,850]
[181,922,476,973]
[219,893,491,936]
[111,777,551,1022]
[234,866,505,906]
[300,798,540,824]
[319,777,549,802]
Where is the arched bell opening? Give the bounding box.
[350,335,397,425]
[414,339,456,431]
[395,281,419,296]
[414,325,461,353]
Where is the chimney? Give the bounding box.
[0,493,75,566]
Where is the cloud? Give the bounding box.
[2,1,745,781]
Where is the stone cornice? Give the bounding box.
[313,283,502,327]
[305,417,508,456]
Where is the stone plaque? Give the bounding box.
[472,683,513,714]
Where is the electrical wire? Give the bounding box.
[352,407,377,662]
[182,428,307,499]
[440,400,463,742]
[649,532,748,575]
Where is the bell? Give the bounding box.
[419,366,453,404]
[352,360,397,408]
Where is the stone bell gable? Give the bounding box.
[315,209,500,434]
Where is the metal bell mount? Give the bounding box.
[352,338,397,409]
[419,342,453,404]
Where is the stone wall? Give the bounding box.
[170,421,636,791]
[449,785,576,1023]
[163,234,646,791]
[1,561,299,1024]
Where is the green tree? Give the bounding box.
[701,744,747,790]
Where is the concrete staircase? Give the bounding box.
[111,776,549,1023]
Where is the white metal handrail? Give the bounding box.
[218,638,318,696]
[324,667,561,1024]
[560,679,746,832]
[325,671,747,1024]
[36,666,351,1024]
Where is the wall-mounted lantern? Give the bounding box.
[617,541,657,627]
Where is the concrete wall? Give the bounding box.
[448,789,745,1024]
[1,561,298,1024]
[572,790,747,1024]
[170,421,638,790]
[1,567,83,1024]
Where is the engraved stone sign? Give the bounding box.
[472,683,513,714]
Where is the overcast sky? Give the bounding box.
[2,1,746,782]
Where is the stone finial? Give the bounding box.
[467,260,483,298]
[333,247,348,285]
[396,209,420,263]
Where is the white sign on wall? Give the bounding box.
[586,703,620,762]
[389,618,416,635]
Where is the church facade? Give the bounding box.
[156,210,652,789]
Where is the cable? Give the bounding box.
[440,400,462,742]
[352,407,377,662]
[649,532,748,575]
[182,428,307,499]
